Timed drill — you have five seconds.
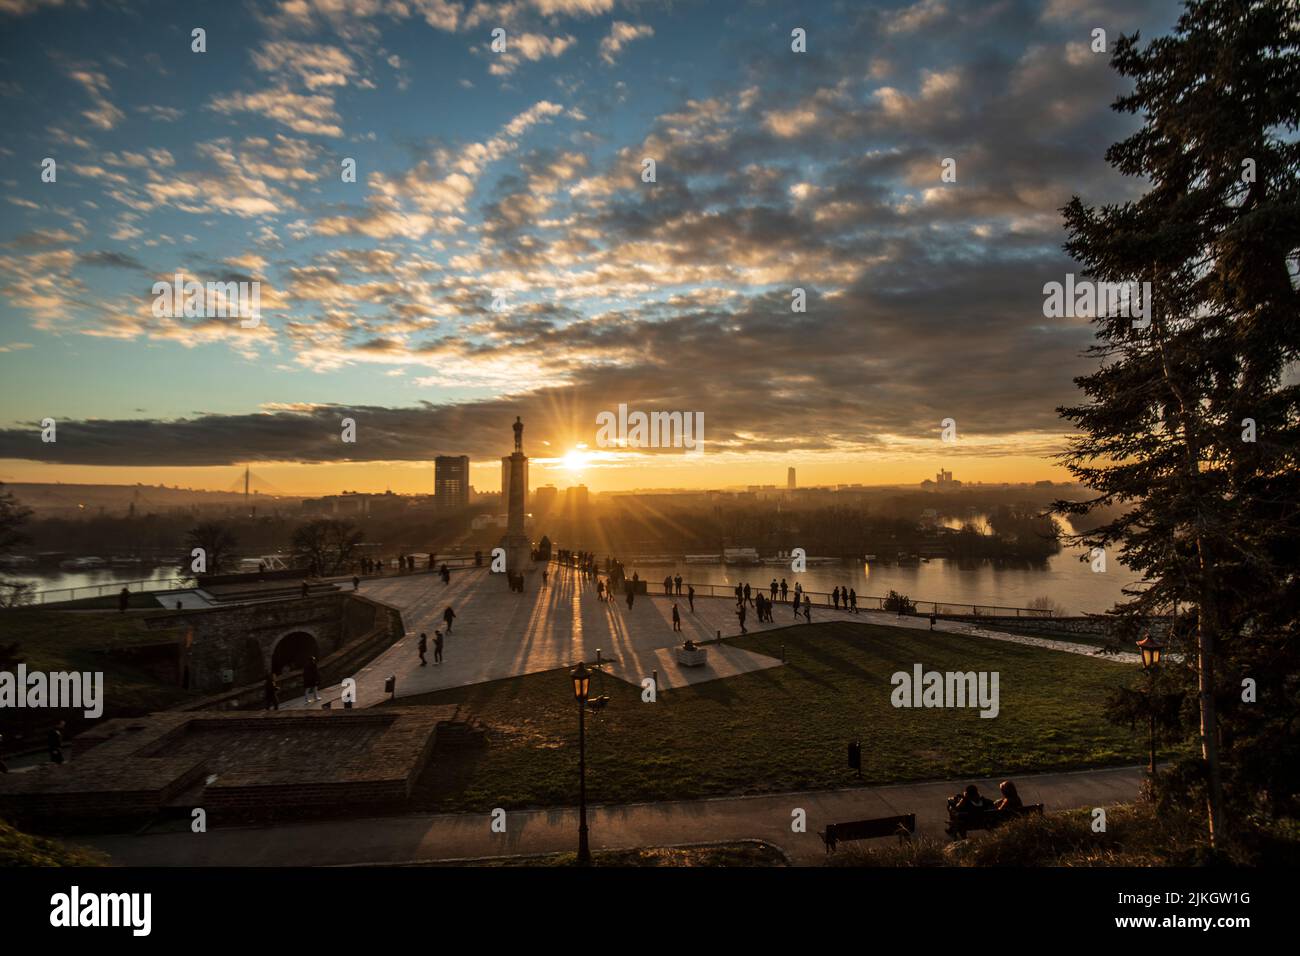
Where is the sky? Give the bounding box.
[0,0,1186,495]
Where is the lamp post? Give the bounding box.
[1136,633,1165,777]
[571,660,592,866]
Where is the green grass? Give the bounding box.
[403,621,1147,812]
[0,609,198,739]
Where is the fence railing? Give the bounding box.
[548,560,1052,617]
[642,582,1052,617]
[9,553,488,607]
[9,576,190,606]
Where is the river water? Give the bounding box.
[621,546,1138,616]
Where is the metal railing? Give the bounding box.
[13,576,190,606]
[10,553,488,606]
[640,583,1051,617]
[549,561,1052,617]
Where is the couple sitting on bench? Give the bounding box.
[945,780,1034,837]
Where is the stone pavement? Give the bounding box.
[83,765,1144,866]
[284,563,1133,710]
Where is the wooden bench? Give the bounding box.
[818,813,916,852]
[945,803,1043,839]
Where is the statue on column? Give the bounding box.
[513,416,524,453]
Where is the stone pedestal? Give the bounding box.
[675,645,708,667]
[503,444,531,575]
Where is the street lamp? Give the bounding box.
[1136,633,1165,776]
[571,660,592,866]
[1137,633,1164,670]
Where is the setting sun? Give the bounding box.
[562,448,591,472]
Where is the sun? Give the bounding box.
[562,447,591,472]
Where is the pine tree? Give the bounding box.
[1055,0,1300,848]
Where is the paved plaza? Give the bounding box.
[285,562,1134,710]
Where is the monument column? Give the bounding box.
[503,416,532,577]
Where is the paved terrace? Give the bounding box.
[283,563,1135,710]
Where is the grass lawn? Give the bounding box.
[0,609,198,742]
[402,620,1147,812]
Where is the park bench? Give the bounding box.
[818,813,916,852]
[944,803,1043,839]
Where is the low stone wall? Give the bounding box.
[0,706,450,827]
[940,614,1172,641]
[939,614,1109,637]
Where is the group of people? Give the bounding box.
[262,654,322,710]
[355,554,462,576]
[948,780,1023,816]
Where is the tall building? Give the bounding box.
[434,455,470,510]
[501,455,529,507]
[566,484,589,509]
[533,484,558,511]
[787,467,797,490]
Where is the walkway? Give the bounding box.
[283,564,1133,709]
[83,765,1143,866]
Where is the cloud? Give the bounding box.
[600,21,653,65]
[65,65,123,130]
[208,86,344,136]
[251,41,359,90]
[488,33,576,75]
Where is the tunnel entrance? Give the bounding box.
[271,631,318,675]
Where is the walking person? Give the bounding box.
[443,605,456,632]
[737,602,748,634]
[687,584,695,613]
[47,720,65,764]
[744,582,753,607]
[263,673,279,711]
[832,586,840,610]
[434,630,444,664]
[672,603,682,632]
[302,656,321,704]
[418,632,428,666]
[626,587,635,611]
[849,588,858,613]
[803,593,812,622]
[780,578,788,602]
